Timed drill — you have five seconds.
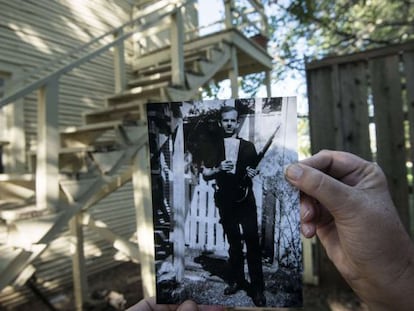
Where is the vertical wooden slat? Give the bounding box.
[133,144,155,298]
[172,119,185,281]
[307,67,336,153]
[338,62,371,160]
[403,52,414,173]
[370,55,410,229]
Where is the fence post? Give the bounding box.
[113,28,126,93]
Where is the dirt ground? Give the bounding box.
[14,260,368,311]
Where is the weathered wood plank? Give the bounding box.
[370,55,410,229]
[403,52,414,170]
[337,62,371,160]
[307,67,337,153]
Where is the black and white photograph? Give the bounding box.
[147,97,301,308]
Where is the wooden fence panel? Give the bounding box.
[370,55,410,229]
[337,62,371,160]
[306,41,414,287]
[307,67,337,153]
[185,177,228,253]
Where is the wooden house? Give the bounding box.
[0,0,282,309]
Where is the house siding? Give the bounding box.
[0,0,140,308]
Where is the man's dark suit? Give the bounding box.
[205,137,265,294]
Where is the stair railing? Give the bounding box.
[0,0,193,214]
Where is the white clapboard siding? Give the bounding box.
[0,0,140,308]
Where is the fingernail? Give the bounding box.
[302,223,313,237]
[285,164,303,181]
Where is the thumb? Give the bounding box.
[285,163,354,216]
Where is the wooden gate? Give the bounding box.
[184,177,228,254]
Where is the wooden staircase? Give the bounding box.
[0,38,234,292]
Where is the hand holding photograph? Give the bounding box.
[146,97,301,308]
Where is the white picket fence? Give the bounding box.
[184,176,229,254]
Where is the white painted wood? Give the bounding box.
[229,45,239,98]
[172,119,185,281]
[60,178,98,203]
[170,7,185,86]
[113,28,126,93]
[69,213,88,311]
[83,213,140,262]
[36,80,60,212]
[132,144,155,298]
[91,150,126,174]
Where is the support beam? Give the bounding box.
[69,213,88,311]
[37,79,60,212]
[170,7,185,86]
[132,144,155,298]
[114,28,126,93]
[229,45,239,98]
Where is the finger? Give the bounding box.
[177,301,198,311]
[285,163,354,217]
[300,150,368,185]
[126,298,178,311]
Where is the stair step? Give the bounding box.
[60,120,146,148]
[135,54,207,77]
[128,71,172,88]
[0,175,35,202]
[3,213,59,247]
[28,147,96,174]
[83,102,145,124]
[0,244,45,291]
[0,139,9,146]
[0,202,50,222]
[107,82,169,106]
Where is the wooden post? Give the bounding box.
[171,7,185,86]
[370,56,410,230]
[37,79,60,212]
[265,71,271,97]
[114,28,126,93]
[69,213,88,311]
[224,0,233,29]
[172,119,185,281]
[229,45,239,98]
[132,144,156,298]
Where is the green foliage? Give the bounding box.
[265,0,414,77]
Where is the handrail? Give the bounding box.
[0,0,191,108]
[0,0,265,108]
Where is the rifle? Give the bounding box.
[236,124,281,202]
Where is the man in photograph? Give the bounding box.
[202,106,266,307]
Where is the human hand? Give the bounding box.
[219,160,234,172]
[127,297,224,311]
[285,150,414,311]
[246,166,258,178]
